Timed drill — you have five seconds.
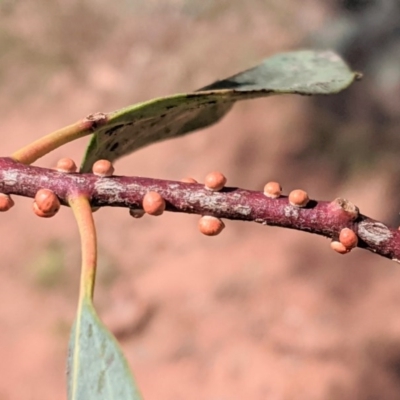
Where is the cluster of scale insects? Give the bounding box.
[0,157,359,253]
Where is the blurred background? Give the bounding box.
[1,0,400,399]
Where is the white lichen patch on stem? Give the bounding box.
[94,179,124,202]
[358,221,392,245]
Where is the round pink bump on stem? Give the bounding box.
[92,159,114,177]
[204,171,227,191]
[289,189,309,207]
[339,228,358,249]
[129,208,145,219]
[0,193,14,212]
[198,216,225,236]
[181,177,198,184]
[33,189,60,218]
[330,240,350,254]
[142,192,165,216]
[55,158,77,173]
[263,182,282,199]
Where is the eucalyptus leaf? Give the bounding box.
[80,50,358,172]
[67,298,141,400]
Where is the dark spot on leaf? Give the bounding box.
[88,323,93,338]
[106,353,115,367]
[199,77,254,91]
[105,124,125,136]
[100,340,106,357]
[110,142,119,152]
[160,114,166,118]
[165,105,177,110]
[97,370,105,393]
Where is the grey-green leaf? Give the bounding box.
[80,50,358,172]
[67,298,142,400]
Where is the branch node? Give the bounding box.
[84,112,108,131]
[328,198,359,221]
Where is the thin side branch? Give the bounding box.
[11,113,107,165]
[0,157,399,262]
[69,195,98,301]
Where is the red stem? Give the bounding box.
[0,157,399,262]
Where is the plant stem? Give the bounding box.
[11,113,107,165]
[0,157,399,262]
[69,195,97,300]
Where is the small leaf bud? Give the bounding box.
[329,198,359,220]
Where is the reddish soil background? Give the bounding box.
[1,2,400,399]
